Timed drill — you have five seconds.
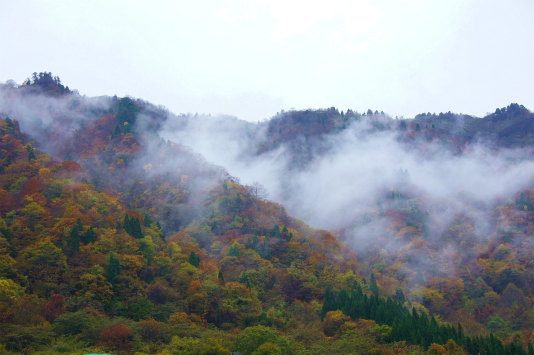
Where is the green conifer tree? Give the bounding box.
[393,287,405,303]
[81,226,96,244]
[270,224,281,238]
[143,213,153,227]
[66,218,83,257]
[189,251,200,267]
[123,214,130,233]
[106,252,121,284]
[132,217,143,239]
[227,244,240,257]
[370,271,379,297]
[26,144,36,160]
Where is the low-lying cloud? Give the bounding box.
[0,83,112,157]
[159,114,533,253]
[2,82,532,279]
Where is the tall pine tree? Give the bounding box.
[189,251,200,268]
[370,271,379,297]
[66,218,83,257]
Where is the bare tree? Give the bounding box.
[247,182,269,200]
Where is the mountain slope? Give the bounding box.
[0,74,532,354]
[0,115,367,354]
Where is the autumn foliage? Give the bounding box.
[98,324,134,352]
[0,79,532,355]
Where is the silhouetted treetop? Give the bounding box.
[22,72,71,96]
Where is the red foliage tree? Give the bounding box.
[19,176,44,198]
[59,161,83,174]
[43,293,65,322]
[0,189,15,213]
[136,319,168,343]
[98,324,134,352]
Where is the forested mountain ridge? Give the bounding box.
[255,104,533,168]
[0,74,532,354]
[0,107,363,354]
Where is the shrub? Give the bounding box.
[166,336,229,355]
[136,318,170,343]
[52,310,94,336]
[234,325,289,355]
[98,324,134,352]
[2,325,53,353]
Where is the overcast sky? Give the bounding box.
[1,0,532,121]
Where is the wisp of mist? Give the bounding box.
[160,114,533,254]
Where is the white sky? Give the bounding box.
[0,0,532,121]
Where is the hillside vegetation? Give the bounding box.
[0,74,532,354]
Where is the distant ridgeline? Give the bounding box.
[257,104,533,168]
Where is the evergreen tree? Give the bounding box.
[227,244,240,257]
[106,252,121,284]
[370,272,379,297]
[189,251,200,268]
[270,224,281,238]
[0,222,13,246]
[218,269,224,282]
[123,214,143,238]
[321,286,336,319]
[123,214,130,232]
[143,213,153,227]
[116,97,140,125]
[131,217,143,239]
[318,285,528,355]
[393,287,405,303]
[81,226,96,244]
[5,117,14,132]
[457,322,464,345]
[66,218,83,257]
[26,144,36,160]
[258,239,271,259]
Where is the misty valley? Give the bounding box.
[0,73,532,355]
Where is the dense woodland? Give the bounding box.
[0,73,532,354]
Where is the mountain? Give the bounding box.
[0,74,532,355]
